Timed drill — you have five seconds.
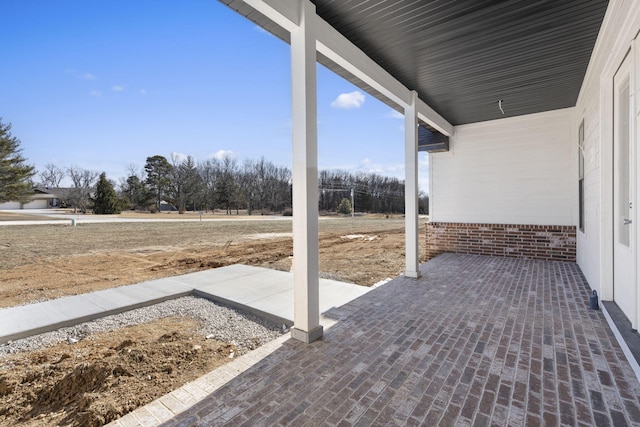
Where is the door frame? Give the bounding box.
[601,40,639,329]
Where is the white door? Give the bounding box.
[613,54,636,326]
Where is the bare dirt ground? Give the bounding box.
[0,317,235,427]
[0,213,425,426]
[0,215,421,308]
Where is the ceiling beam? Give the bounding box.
[240,0,454,136]
[243,0,299,32]
[416,98,453,138]
[314,19,410,114]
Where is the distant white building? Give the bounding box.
[0,187,58,210]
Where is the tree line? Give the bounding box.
[1,118,428,215]
[38,153,429,215]
[127,154,294,214]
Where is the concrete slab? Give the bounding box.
[193,265,369,326]
[318,278,372,313]
[194,267,293,305]
[169,265,259,287]
[0,264,370,345]
[0,296,105,343]
[82,280,191,312]
[0,280,193,344]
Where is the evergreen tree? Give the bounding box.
[144,155,173,212]
[124,175,152,210]
[0,119,35,203]
[337,198,352,215]
[93,172,121,214]
[171,155,201,213]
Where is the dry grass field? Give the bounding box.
[0,214,425,425]
[0,215,422,308]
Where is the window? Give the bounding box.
[578,119,585,233]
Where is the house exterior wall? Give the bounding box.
[427,1,640,302]
[430,108,575,226]
[574,0,640,298]
[425,223,576,262]
[0,202,21,210]
[22,199,49,209]
[427,108,576,261]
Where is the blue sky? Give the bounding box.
[2,0,429,191]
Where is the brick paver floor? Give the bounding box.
[158,253,640,426]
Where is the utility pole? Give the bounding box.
[320,186,356,217]
[351,187,355,218]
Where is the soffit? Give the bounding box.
[222,0,609,125]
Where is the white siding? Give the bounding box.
[574,0,640,296]
[430,108,574,226]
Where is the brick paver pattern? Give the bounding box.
[160,253,640,426]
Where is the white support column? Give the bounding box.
[290,0,322,343]
[405,90,421,279]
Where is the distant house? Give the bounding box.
[44,188,80,209]
[159,200,177,212]
[0,187,78,210]
[0,187,57,210]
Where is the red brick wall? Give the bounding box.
[425,223,576,262]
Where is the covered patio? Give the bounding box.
[113,254,640,426]
[111,0,640,424]
[211,0,615,345]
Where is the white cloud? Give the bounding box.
[321,155,430,193]
[139,89,147,95]
[112,85,124,92]
[90,90,102,98]
[170,152,189,164]
[389,109,404,119]
[419,152,429,168]
[331,91,365,109]
[358,158,400,175]
[80,72,96,80]
[209,150,235,160]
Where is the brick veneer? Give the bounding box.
[425,222,576,262]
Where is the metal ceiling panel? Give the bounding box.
[311,0,608,125]
[222,0,608,125]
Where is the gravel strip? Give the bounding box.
[0,296,283,358]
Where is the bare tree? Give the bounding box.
[274,165,291,212]
[318,169,405,214]
[198,159,219,212]
[126,163,142,180]
[66,166,98,213]
[216,154,239,214]
[40,163,65,188]
[240,159,256,214]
